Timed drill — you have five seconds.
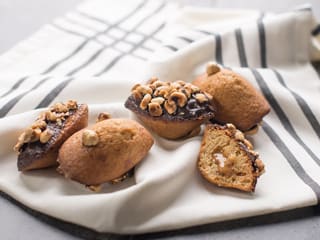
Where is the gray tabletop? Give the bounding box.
[1,0,320,239]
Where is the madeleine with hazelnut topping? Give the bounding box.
[14,100,88,171]
[125,79,216,139]
[57,118,154,187]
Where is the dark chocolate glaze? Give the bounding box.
[17,106,80,170]
[125,95,216,121]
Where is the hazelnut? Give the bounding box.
[255,158,265,175]
[30,128,42,142]
[206,62,220,76]
[40,129,52,143]
[132,90,143,100]
[97,112,112,122]
[56,118,63,126]
[148,77,159,84]
[164,100,177,114]
[52,102,68,113]
[13,132,27,152]
[87,184,102,192]
[140,93,152,110]
[24,128,34,143]
[195,93,208,103]
[235,130,245,141]
[151,97,165,105]
[169,91,188,107]
[31,120,47,130]
[136,85,153,95]
[176,80,186,86]
[45,111,57,122]
[82,129,99,147]
[66,100,78,110]
[180,88,192,98]
[131,83,141,91]
[153,86,170,98]
[151,80,168,89]
[148,102,163,116]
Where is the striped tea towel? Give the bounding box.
[0,0,320,234]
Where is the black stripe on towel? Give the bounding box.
[51,23,89,39]
[257,14,267,68]
[196,30,223,65]
[273,69,320,139]
[35,78,74,109]
[235,28,248,67]
[262,121,320,201]
[51,22,151,59]
[95,23,165,77]
[0,76,29,98]
[0,77,51,118]
[65,2,166,76]
[312,24,320,36]
[251,69,320,167]
[75,10,162,43]
[42,0,146,74]
[163,45,178,51]
[177,36,194,43]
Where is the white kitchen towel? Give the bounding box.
[0,0,320,234]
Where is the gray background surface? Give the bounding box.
[1,0,320,239]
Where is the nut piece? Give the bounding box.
[66,100,78,110]
[45,111,57,122]
[206,62,220,76]
[31,120,47,130]
[148,102,163,116]
[164,100,177,114]
[140,93,152,110]
[151,97,165,105]
[97,112,112,122]
[169,91,188,107]
[255,158,265,175]
[82,129,99,147]
[40,129,52,143]
[195,93,208,103]
[86,184,102,192]
[51,102,69,113]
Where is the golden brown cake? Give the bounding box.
[125,78,216,140]
[14,100,88,171]
[197,123,265,192]
[57,118,154,186]
[192,63,270,132]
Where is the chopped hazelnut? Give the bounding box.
[31,120,47,130]
[153,86,170,98]
[51,102,68,113]
[131,83,141,91]
[136,85,153,95]
[195,93,208,103]
[82,129,99,147]
[169,91,188,107]
[151,97,165,105]
[40,129,52,143]
[31,128,42,142]
[148,102,163,116]
[255,158,265,175]
[45,111,57,122]
[66,100,78,110]
[164,100,177,114]
[206,62,220,76]
[132,90,143,100]
[97,112,112,122]
[140,93,152,110]
[148,77,159,84]
[87,184,102,192]
[24,128,34,143]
